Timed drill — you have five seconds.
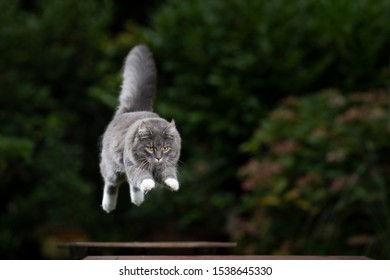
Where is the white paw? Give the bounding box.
[140,179,155,193]
[102,194,116,213]
[164,178,179,191]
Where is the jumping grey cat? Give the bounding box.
[99,45,181,213]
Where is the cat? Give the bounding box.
[99,45,181,213]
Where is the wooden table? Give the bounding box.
[58,241,237,259]
[58,241,369,260]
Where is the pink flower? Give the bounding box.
[337,107,362,122]
[272,140,298,155]
[239,160,283,190]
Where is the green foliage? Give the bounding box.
[0,0,112,258]
[142,0,390,241]
[148,0,390,100]
[236,90,390,258]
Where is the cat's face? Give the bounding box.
[133,120,181,165]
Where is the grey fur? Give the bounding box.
[100,45,181,212]
[115,45,157,116]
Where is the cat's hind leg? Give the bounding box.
[102,183,120,213]
[100,160,122,213]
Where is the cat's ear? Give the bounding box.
[137,121,152,138]
[163,120,176,137]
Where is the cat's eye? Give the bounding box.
[162,146,170,153]
[146,146,155,153]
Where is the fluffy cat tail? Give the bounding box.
[115,45,157,116]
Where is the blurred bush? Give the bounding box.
[142,0,390,241]
[235,90,390,258]
[0,0,112,258]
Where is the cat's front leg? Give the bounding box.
[164,177,179,191]
[155,165,179,191]
[126,165,155,206]
[129,179,156,206]
[140,178,155,193]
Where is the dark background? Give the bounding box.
[1,0,389,259]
